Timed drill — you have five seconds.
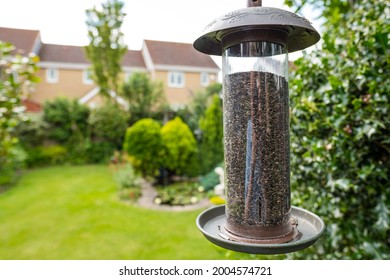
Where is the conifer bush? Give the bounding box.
[161,117,198,176]
[123,118,162,176]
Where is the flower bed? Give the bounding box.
[154,182,207,206]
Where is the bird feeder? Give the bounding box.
[194,0,325,254]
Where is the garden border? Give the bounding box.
[137,180,212,212]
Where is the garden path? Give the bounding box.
[137,180,212,212]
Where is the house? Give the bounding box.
[142,40,219,107]
[0,27,220,111]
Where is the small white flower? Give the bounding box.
[154,197,162,205]
[197,186,205,193]
[325,143,333,150]
[190,196,198,204]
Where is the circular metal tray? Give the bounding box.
[196,205,325,254]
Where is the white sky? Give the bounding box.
[0,0,322,62]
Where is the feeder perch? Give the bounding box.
[194,0,325,254]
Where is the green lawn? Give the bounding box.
[0,165,253,260]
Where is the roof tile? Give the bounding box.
[144,39,219,69]
[39,44,88,63]
[123,49,145,68]
[0,27,40,54]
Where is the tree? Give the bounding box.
[283,0,390,259]
[121,72,165,124]
[0,41,39,184]
[198,94,224,174]
[85,0,127,97]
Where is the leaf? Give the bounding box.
[374,195,390,232]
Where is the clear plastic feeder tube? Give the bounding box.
[222,41,296,243]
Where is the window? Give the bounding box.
[83,69,94,85]
[200,72,210,87]
[168,71,185,88]
[46,68,58,83]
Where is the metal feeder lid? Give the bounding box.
[193,6,320,56]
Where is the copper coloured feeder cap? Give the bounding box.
[193,6,320,56]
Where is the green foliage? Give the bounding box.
[84,141,116,164]
[0,146,27,185]
[199,164,222,191]
[85,0,127,96]
[14,113,48,148]
[113,163,142,201]
[25,145,68,167]
[198,94,224,174]
[0,40,39,185]
[285,0,356,27]
[161,117,198,176]
[121,72,166,124]
[17,102,119,166]
[42,98,122,165]
[161,83,223,134]
[285,0,390,259]
[123,118,162,176]
[155,182,205,206]
[184,83,223,133]
[205,83,223,97]
[89,102,129,148]
[43,97,90,144]
[20,100,126,165]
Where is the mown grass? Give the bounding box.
[0,165,257,260]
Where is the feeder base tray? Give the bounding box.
[196,205,325,254]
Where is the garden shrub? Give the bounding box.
[89,102,129,148]
[284,0,390,259]
[113,163,142,201]
[43,98,90,144]
[19,101,126,166]
[42,98,94,165]
[26,145,67,167]
[84,141,116,164]
[160,117,198,177]
[198,94,224,175]
[123,118,162,176]
[14,113,48,148]
[0,146,27,185]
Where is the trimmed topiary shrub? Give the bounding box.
[123,118,162,176]
[160,117,198,176]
